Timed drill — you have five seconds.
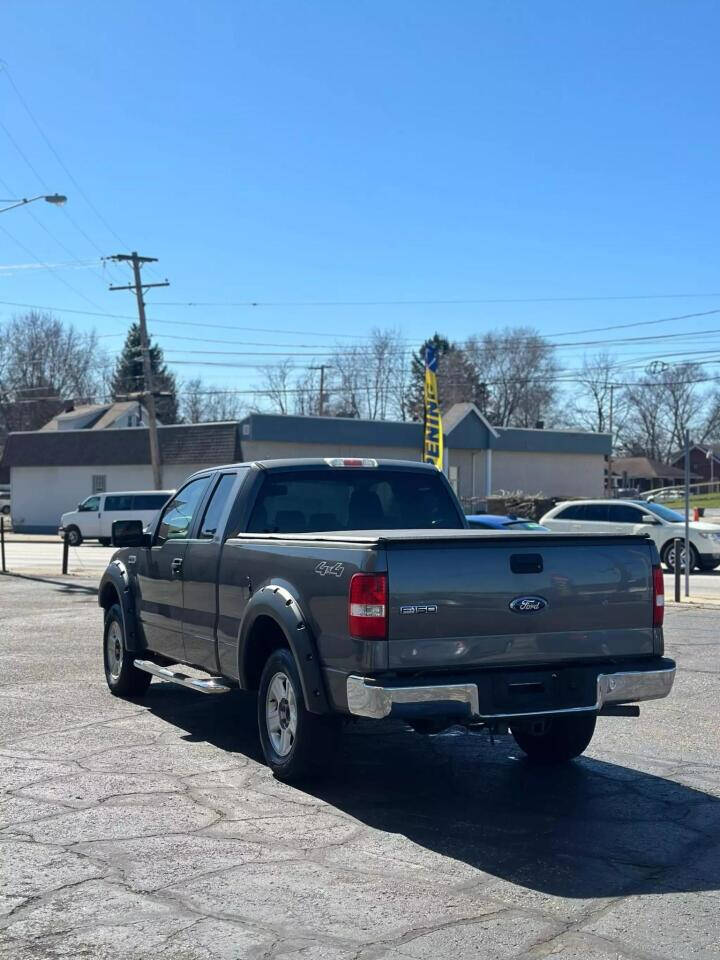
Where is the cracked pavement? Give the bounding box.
[1,574,718,959]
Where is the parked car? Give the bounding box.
[540,498,720,572]
[98,458,674,781]
[60,490,173,546]
[466,513,548,531]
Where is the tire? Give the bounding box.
[103,604,151,698]
[662,540,699,574]
[65,526,82,547]
[1,504,9,516]
[257,647,339,782]
[510,714,596,764]
[99,538,112,547]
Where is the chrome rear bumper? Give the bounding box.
[346,664,676,721]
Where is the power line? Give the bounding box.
[1,63,130,252]
[155,292,720,308]
[0,223,109,312]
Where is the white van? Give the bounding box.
[59,490,173,546]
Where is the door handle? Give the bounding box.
[171,557,184,577]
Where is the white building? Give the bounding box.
[1,406,611,533]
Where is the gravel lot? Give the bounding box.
[1,573,718,960]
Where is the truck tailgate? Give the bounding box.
[385,533,657,670]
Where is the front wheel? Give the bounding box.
[257,647,339,782]
[662,541,698,573]
[65,526,82,547]
[103,604,151,698]
[98,537,112,547]
[510,714,596,764]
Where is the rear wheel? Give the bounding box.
[257,647,339,781]
[662,541,698,573]
[103,603,151,698]
[511,714,596,764]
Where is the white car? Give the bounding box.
[59,490,173,547]
[540,499,720,572]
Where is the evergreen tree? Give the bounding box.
[406,333,488,421]
[110,323,178,423]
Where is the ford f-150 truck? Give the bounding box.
[99,458,675,780]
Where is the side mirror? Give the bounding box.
[112,519,150,548]
[640,514,659,525]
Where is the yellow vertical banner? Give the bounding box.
[423,345,443,468]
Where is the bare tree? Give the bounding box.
[258,359,296,415]
[465,327,559,427]
[0,312,104,436]
[329,328,407,420]
[179,377,245,423]
[619,362,707,461]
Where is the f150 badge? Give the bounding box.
[509,596,548,613]
[400,604,438,615]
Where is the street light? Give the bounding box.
[0,194,67,214]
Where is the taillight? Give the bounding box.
[652,564,664,627]
[349,573,388,639]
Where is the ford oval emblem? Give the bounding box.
[509,596,548,613]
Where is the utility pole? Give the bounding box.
[107,253,169,489]
[310,364,330,416]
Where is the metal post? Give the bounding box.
[607,383,614,497]
[62,533,69,575]
[684,429,690,598]
[1,517,5,573]
[674,537,681,603]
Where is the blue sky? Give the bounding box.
[2,0,719,401]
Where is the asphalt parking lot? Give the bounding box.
[1,574,719,960]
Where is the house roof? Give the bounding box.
[40,400,148,432]
[2,422,241,468]
[612,456,699,480]
[91,401,143,429]
[40,404,109,431]
[670,443,720,464]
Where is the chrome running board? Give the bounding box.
[133,659,232,694]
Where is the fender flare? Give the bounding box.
[238,584,330,714]
[98,561,141,652]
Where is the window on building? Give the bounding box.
[92,475,107,494]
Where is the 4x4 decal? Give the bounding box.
[315,561,345,577]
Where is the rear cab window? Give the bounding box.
[247,468,464,533]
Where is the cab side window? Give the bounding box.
[155,477,210,545]
[79,496,101,512]
[199,474,237,539]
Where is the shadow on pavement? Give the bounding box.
[142,683,720,900]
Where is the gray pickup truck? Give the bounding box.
[99,457,675,780]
